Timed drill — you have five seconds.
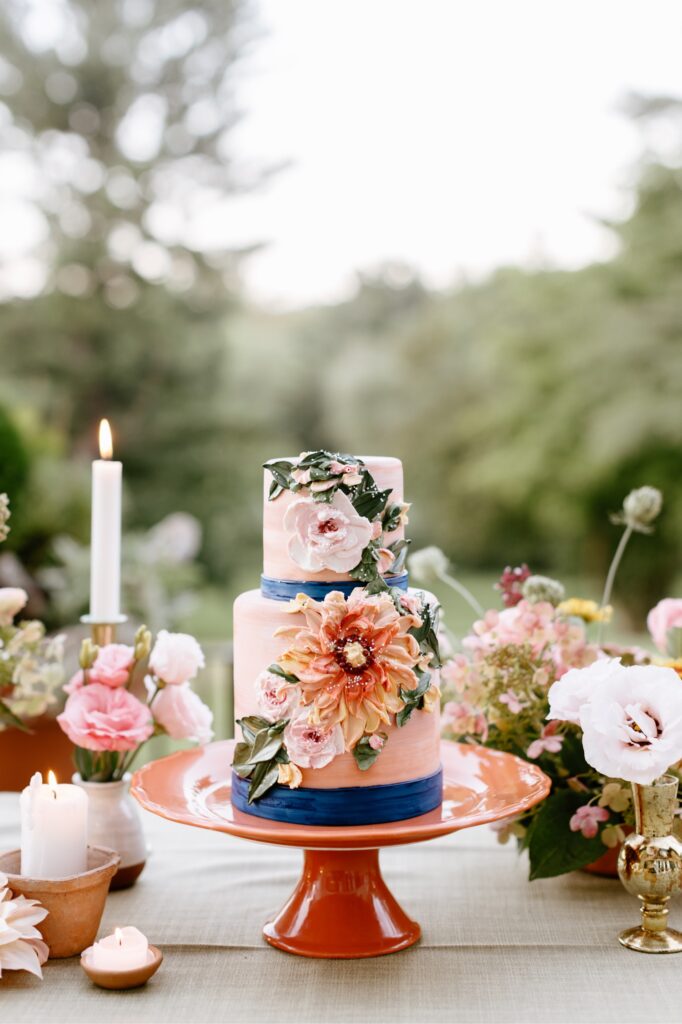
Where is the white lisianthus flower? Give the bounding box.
[547,658,622,725]
[148,630,205,685]
[0,587,28,627]
[578,664,682,785]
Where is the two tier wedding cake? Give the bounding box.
[231,452,443,826]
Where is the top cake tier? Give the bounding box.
[263,454,406,583]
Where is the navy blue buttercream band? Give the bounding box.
[260,572,409,602]
[231,767,443,826]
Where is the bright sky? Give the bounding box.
[224,0,682,308]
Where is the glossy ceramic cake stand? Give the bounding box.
[131,739,549,959]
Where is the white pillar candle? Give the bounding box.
[89,418,122,621]
[89,927,149,971]
[20,771,88,878]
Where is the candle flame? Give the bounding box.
[47,770,57,798]
[115,928,123,946]
[99,419,113,460]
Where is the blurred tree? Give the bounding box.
[0,0,273,577]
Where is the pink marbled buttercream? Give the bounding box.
[262,456,405,582]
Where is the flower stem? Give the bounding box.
[598,524,633,643]
[437,570,485,618]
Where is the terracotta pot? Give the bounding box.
[0,846,120,958]
[73,774,147,890]
[583,843,621,877]
[0,717,74,791]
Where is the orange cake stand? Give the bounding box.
[131,739,549,959]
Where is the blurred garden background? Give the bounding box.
[0,0,681,743]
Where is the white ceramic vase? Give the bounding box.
[73,773,147,890]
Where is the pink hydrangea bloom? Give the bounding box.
[527,724,563,760]
[283,706,344,769]
[494,565,532,607]
[499,689,526,714]
[283,491,373,573]
[58,683,153,752]
[569,804,609,839]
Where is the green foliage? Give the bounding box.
[233,716,289,803]
[352,733,387,771]
[526,790,608,879]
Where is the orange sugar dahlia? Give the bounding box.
[275,589,422,750]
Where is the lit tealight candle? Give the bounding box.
[89,927,150,972]
[89,418,122,622]
[20,771,88,878]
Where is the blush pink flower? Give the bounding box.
[499,689,526,714]
[151,683,213,745]
[283,491,373,573]
[368,734,384,750]
[647,599,682,656]
[89,644,134,688]
[277,588,422,749]
[442,700,489,742]
[254,669,300,721]
[569,804,609,839]
[149,630,205,685]
[376,548,395,575]
[547,657,622,725]
[58,683,153,752]
[579,664,682,785]
[527,724,563,760]
[283,706,344,768]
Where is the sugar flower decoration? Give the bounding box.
[284,491,372,573]
[0,875,49,979]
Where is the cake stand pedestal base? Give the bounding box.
[263,848,419,958]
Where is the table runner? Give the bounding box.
[1,792,680,1023]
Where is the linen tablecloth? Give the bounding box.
[1,791,680,1023]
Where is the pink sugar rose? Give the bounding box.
[152,682,213,745]
[368,734,384,751]
[255,669,300,721]
[149,630,205,685]
[89,644,134,688]
[569,804,609,839]
[284,706,344,769]
[58,683,153,752]
[284,491,373,573]
[647,599,682,656]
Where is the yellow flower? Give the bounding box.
[422,684,440,713]
[277,763,303,789]
[558,598,612,624]
[284,593,314,614]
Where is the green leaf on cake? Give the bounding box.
[237,715,273,743]
[352,733,388,771]
[527,789,608,879]
[233,716,290,803]
[248,761,281,803]
[408,595,442,668]
[267,663,300,684]
[396,672,431,727]
[387,537,410,574]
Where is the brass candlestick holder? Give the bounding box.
[80,615,128,646]
[617,775,682,953]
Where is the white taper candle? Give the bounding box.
[89,419,122,621]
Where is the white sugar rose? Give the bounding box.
[0,587,28,626]
[547,657,622,725]
[284,706,344,769]
[149,630,205,685]
[578,664,682,785]
[284,491,372,573]
[255,669,300,721]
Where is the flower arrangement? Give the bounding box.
[264,452,410,590]
[0,495,65,731]
[0,873,48,979]
[429,485,681,878]
[58,627,212,781]
[233,587,440,802]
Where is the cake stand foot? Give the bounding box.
[263,848,421,959]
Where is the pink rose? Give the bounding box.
[58,684,153,752]
[149,630,205,685]
[284,491,373,573]
[151,683,213,744]
[89,644,134,688]
[284,706,344,768]
[255,670,299,721]
[647,599,682,656]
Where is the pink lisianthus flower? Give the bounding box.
[64,670,85,696]
[254,670,300,722]
[89,644,134,688]
[647,599,682,656]
[547,657,622,725]
[58,683,153,752]
[151,682,213,745]
[283,491,373,573]
[148,630,205,685]
[527,723,563,760]
[579,664,682,785]
[569,804,609,839]
[283,706,344,769]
